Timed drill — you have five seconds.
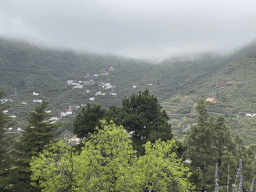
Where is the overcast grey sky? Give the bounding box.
[1,0,256,61]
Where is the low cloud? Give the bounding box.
[1,0,256,60]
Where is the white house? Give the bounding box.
[73,85,83,89]
[50,117,58,121]
[3,110,8,114]
[66,109,72,115]
[45,110,52,113]
[89,97,95,101]
[133,85,136,88]
[33,100,42,103]
[17,127,24,132]
[95,91,101,96]
[33,92,39,96]
[67,80,74,85]
[245,113,256,117]
[61,112,67,117]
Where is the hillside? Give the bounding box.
[0,38,153,109]
[154,41,256,145]
[2,37,256,145]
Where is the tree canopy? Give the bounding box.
[73,89,173,156]
[31,121,194,191]
[185,99,256,191]
[12,102,61,191]
[0,91,13,191]
[121,89,173,155]
[73,103,107,138]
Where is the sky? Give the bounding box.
[1,0,256,61]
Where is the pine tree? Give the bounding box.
[0,91,13,191]
[121,89,173,155]
[73,90,173,156]
[186,99,213,169]
[185,99,215,191]
[212,115,236,167]
[185,99,255,191]
[73,103,107,138]
[11,102,61,191]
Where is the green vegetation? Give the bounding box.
[1,37,256,190]
[11,102,61,191]
[31,121,194,192]
[73,89,173,155]
[121,89,173,155]
[185,99,256,191]
[0,91,14,191]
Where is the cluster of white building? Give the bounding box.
[2,110,16,118]
[0,99,13,103]
[67,80,96,89]
[33,100,42,103]
[245,113,256,117]
[60,109,73,118]
[98,82,115,90]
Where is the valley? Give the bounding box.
[1,37,256,145]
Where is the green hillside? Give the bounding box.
[0,38,152,108]
[151,42,256,145]
[2,37,256,145]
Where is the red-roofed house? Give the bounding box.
[66,109,72,115]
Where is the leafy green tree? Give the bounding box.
[31,121,194,191]
[12,102,61,191]
[135,139,195,191]
[31,121,137,192]
[73,90,173,156]
[0,91,13,191]
[121,89,173,155]
[73,103,107,138]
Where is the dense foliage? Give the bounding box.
[0,92,13,191]
[1,36,256,190]
[31,121,194,192]
[121,89,173,155]
[11,102,61,191]
[185,99,256,191]
[73,89,173,155]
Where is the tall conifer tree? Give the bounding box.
[12,102,61,191]
[73,103,107,138]
[0,91,13,191]
[121,89,173,155]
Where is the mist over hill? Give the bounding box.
[2,37,256,144]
